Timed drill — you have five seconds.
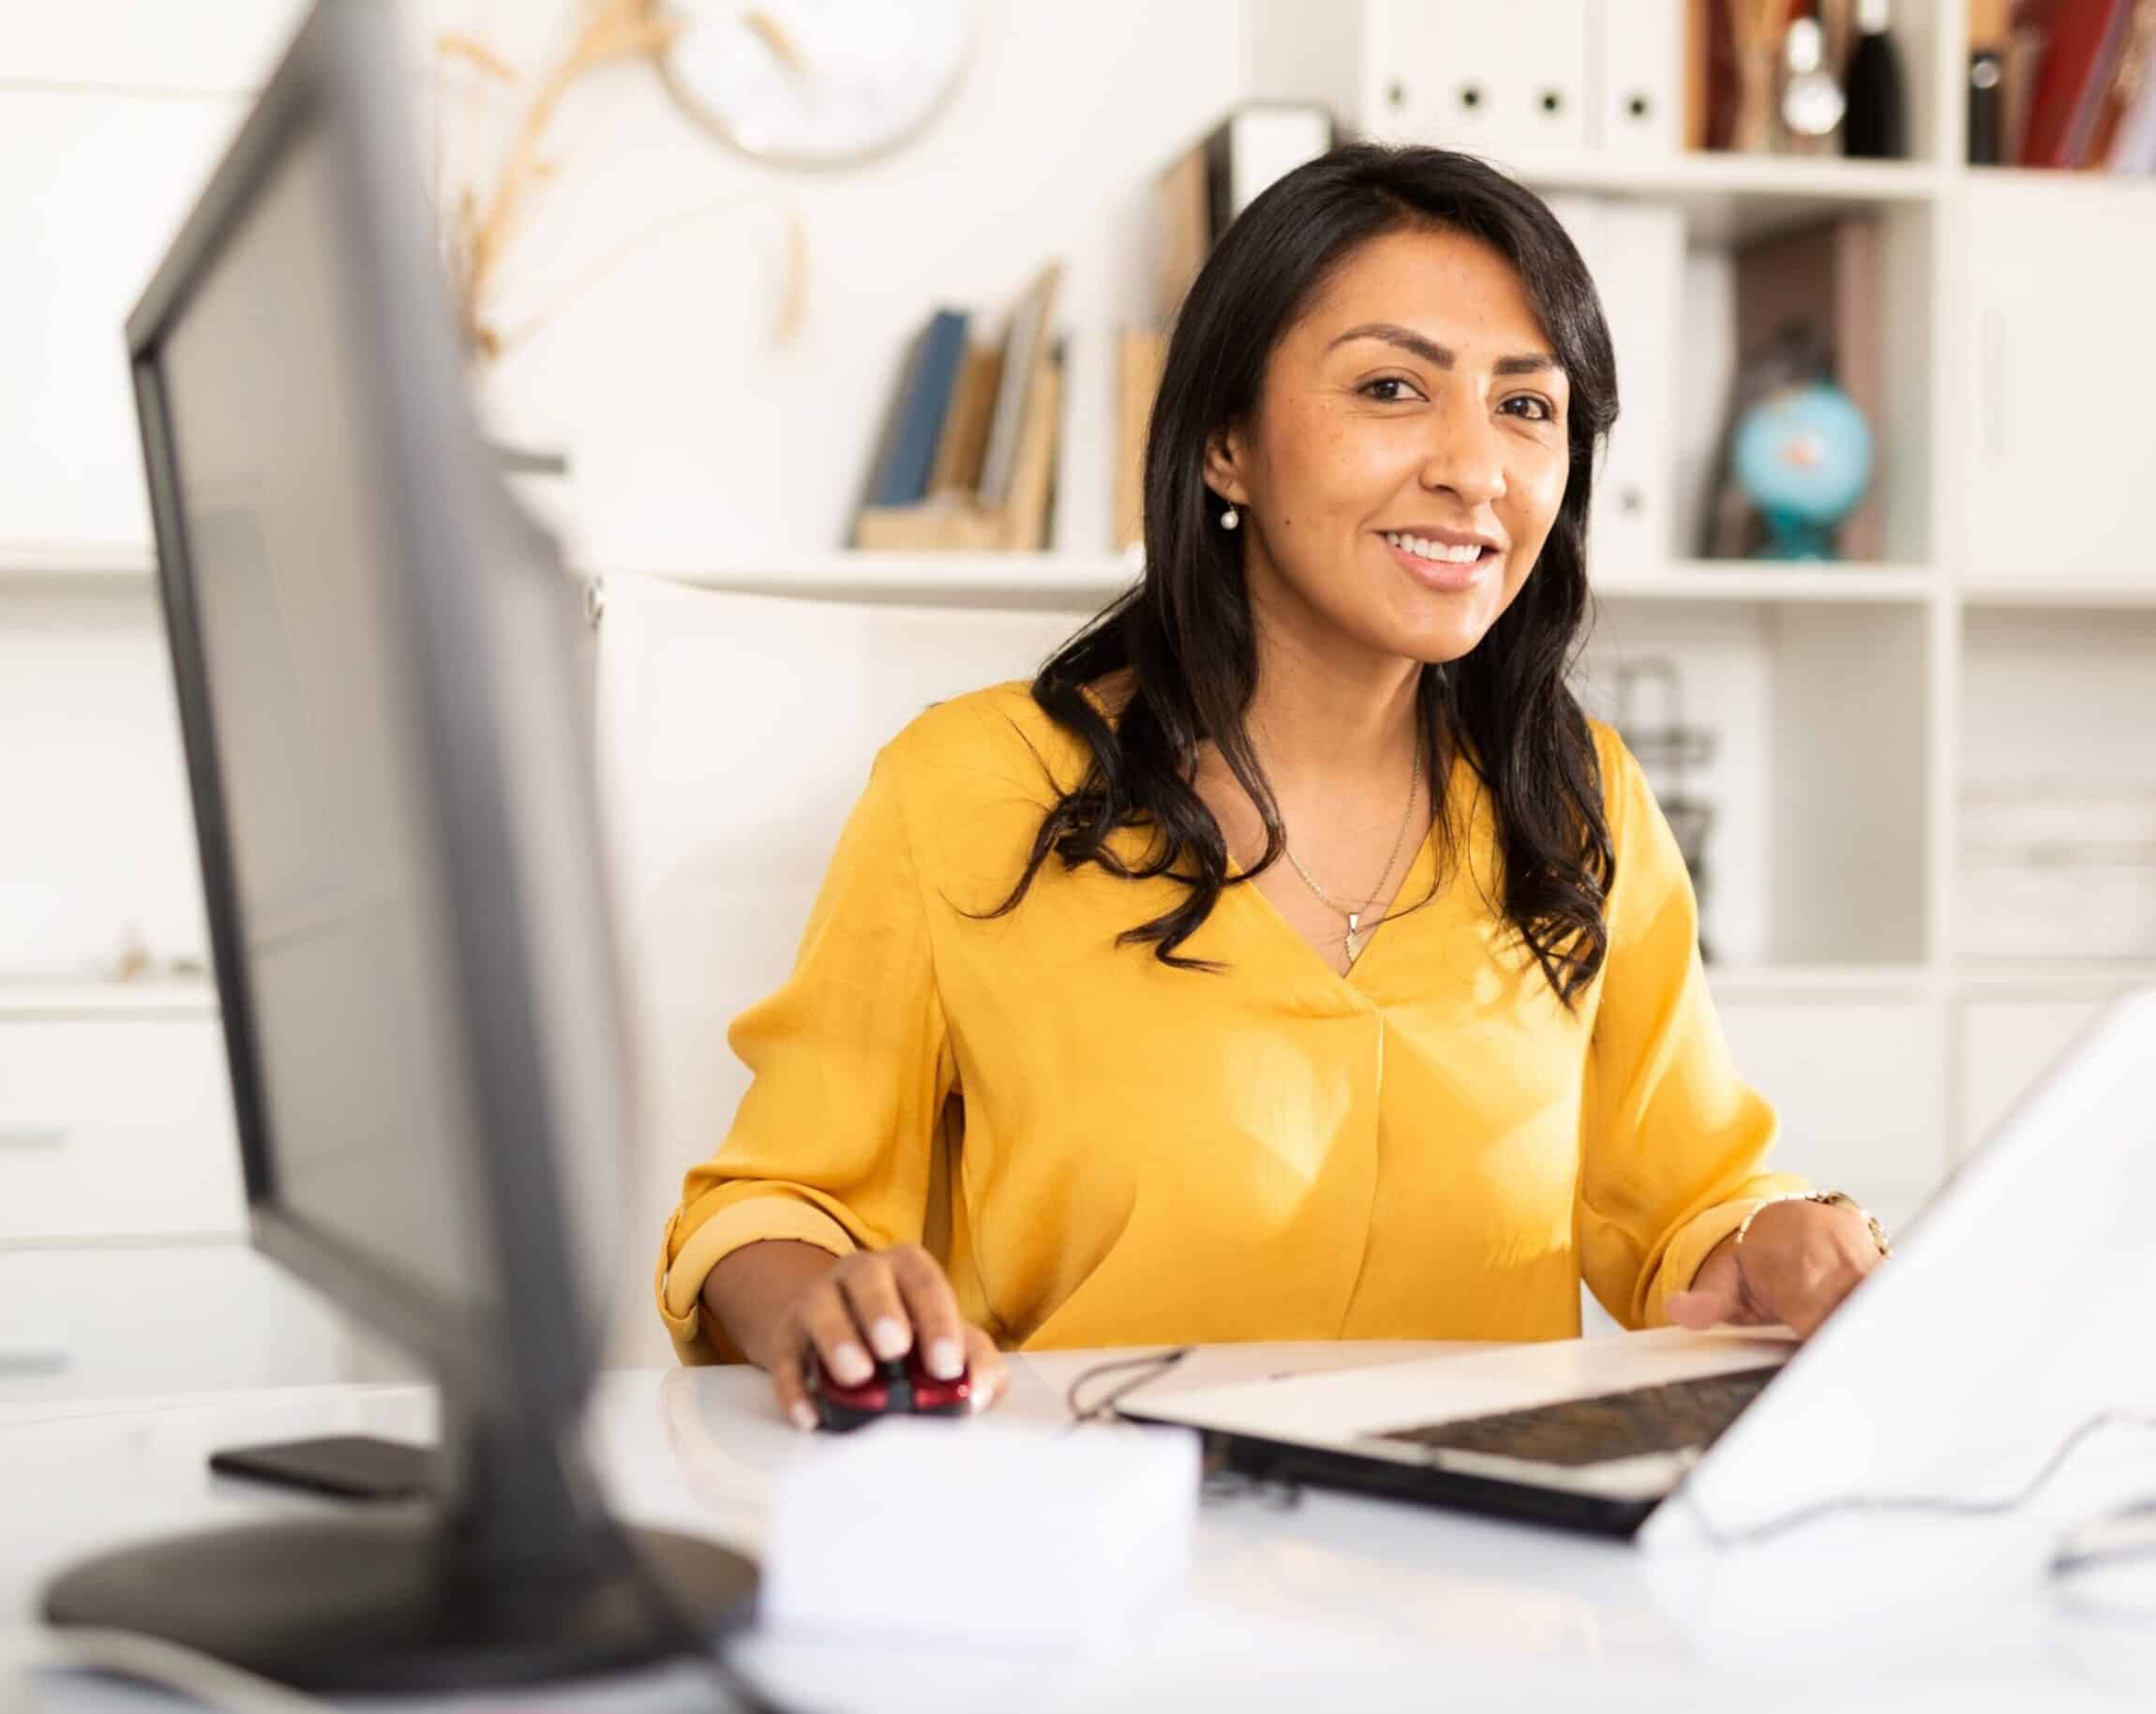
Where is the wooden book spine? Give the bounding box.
[1001,352,1063,551]
[928,341,1004,499]
[1115,327,1166,552]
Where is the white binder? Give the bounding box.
[1591,0,1685,156]
[1374,0,1591,159]
[1221,104,1335,220]
[1051,323,1115,556]
[1544,195,1684,577]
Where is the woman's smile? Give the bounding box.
[1378,529,1500,592]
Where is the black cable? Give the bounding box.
[1059,1347,1302,1509]
[1680,1409,2156,1550]
[1062,1346,1194,1428]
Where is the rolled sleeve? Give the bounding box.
[656,1193,859,1364]
[655,739,957,1364]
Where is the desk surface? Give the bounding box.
[5,1340,2155,1711]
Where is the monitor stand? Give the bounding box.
[38,1389,758,1694]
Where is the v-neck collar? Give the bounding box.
[1054,675,1473,994]
[1226,811,1442,993]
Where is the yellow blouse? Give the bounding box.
[656,678,1805,1364]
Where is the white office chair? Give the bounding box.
[591,571,1084,1365]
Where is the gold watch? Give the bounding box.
[1734,1189,1892,1261]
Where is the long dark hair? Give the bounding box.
[979,143,1621,1010]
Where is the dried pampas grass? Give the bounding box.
[435,0,805,365]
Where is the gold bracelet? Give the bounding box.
[1734,1190,1893,1261]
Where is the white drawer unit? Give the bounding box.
[0,1241,408,1411]
[1954,998,2111,1162]
[0,1016,244,1242]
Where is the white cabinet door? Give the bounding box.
[1956,178,2156,584]
[1714,997,1946,1235]
[0,1242,406,1411]
[0,1016,243,1240]
[1954,998,2109,1159]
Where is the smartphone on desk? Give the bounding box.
[208,1436,433,1501]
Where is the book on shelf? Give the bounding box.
[927,339,1002,500]
[861,308,971,509]
[1114,327,1166,553]
[1543,194,1683,574]
[2110,38,2156,170]
[1999,10,2047,165]
[1153,102,1334,330]
[1050,324,1115,555]
[1682,0,1713,150]
[2014,0,2153,170]
[2065,0,2148,166]
[976,262,1061,510]
[2098,0,2156,170]
[1594,0,1686,157]
[852,262,1064,552]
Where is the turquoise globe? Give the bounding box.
[1731,381,1873,560]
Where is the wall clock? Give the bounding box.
[659,0,981,169]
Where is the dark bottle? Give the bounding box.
[1968,47,2006,164]
[1843,0,1909,158]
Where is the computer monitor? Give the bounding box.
[39,0,756,1691]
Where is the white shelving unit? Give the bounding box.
[621,551,1947,607]
[0,980,216,1020]
[0,540,158,585]
[1231,0,2156,1225]
[615,0,2149,1225]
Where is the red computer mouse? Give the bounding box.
[807,1346,972,1432]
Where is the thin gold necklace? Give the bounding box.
[1280,721,1424,964]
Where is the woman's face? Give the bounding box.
[1204,223,1573,669]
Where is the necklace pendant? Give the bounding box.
[1345,911,1362,961]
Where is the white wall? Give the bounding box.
[0,590,207,970]
[0,0,1251,979]
[449,2,1253,571]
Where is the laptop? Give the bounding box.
[1123,985,2156,1545]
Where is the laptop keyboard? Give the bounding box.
[1379,1364,1784,1468]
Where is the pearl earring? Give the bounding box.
[1220,504,1240,531]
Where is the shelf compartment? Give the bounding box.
[1955,608,2156,967]
[1576,598,1931,969]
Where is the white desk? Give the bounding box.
[5,1341,2154,1712]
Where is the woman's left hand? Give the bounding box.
[1666,1197,1885,1340]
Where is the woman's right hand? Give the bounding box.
[713,1240,1009,1431]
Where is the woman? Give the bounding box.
[655,144,1888,1429]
